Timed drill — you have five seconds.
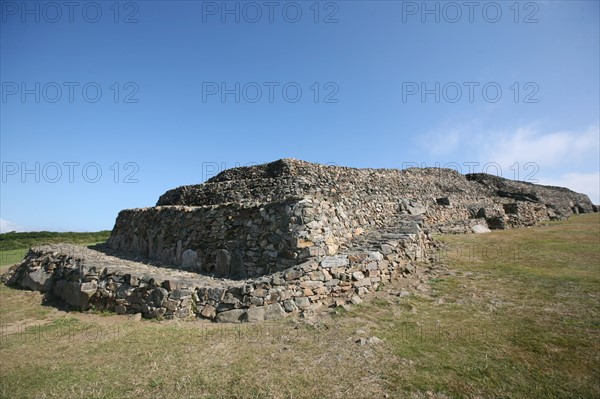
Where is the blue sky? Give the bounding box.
[1,0,599,232]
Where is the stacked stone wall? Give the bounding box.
[109,159,594,279]
[107,202,302,277]
[4,159,596,321]
[5,229,428,321]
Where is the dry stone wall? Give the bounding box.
[107,202,300,277]
[4,220,427,321]
[110,159,595,278]
[4,159,596,322]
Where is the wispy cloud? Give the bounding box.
[420,122,600,203]
[481,124,599,170]
[0,219,27,234]
[540,172,600,204]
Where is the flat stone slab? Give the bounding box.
[42,244,246,290]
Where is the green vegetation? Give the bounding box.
[0,215,598,398]
[0,231,110,270]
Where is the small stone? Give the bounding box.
[368,251,384,261]
[321,255,349,268]
[208,287,225,301]
[215,309,246,323]
[306,220,321,230]
[296,239,314,248]
[165,299,179,311]
[300,280,322,289]
[240,284,254,295]
[125,274,139,287]
[245,306,266,322]
[181,249,198,269]
[366,336,383,345]
[222,292,241,305]
[161,280,177,291]
[153,307,167,318]
[115,305,127,315]
[325,279,340,287]
[250,297,264,306]
[264,303,286,320]
[407,202,426,215]
[176,307,190,318]
[350,296,363,305]
[348,254,367,264]
[352,271,365,281]
[380,244,394,255]
[284,268,303,281]
[148,287,168,307]
[283,299,298,312]
[471,224,491,234]
[80,281,98,297]
[170,289,192,300]
[366,262,378,270]
[216,302,235,312]
[253,288,268,297]
[130,313,142,321]
[272,275,285,286]
[200,304,216,319]
[354,278,371,287]
[294,297,310,309]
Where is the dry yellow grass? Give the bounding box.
[1,214,599,398]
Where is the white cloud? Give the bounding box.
[428,128,462,155]
[420,122,600,203]
[477,125,599,202]
[0,219,27,234]
[539,172,600,205]
[424,122,599,168]
[481,125,599,170]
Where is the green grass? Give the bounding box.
[0,231,110,271]
[0,215,598,398]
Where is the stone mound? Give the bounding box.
[110,158,593,277]
[4,159,595,322]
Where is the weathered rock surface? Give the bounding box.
[3,159,595,322]
[3,213,425,321]
[109,159,594,278]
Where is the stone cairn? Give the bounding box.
[3,159,596,322]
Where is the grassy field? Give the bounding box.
[0,231,111,271]
[0,215,598,398]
